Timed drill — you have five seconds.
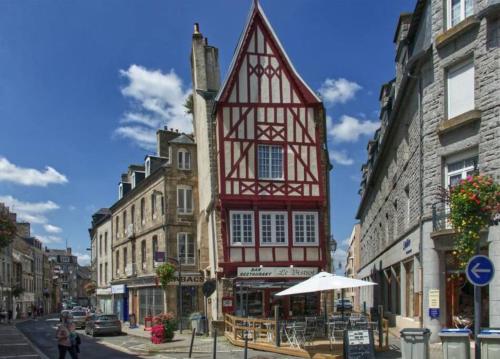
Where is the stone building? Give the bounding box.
[191,1,332,323]
[0,203,14,313]
[12,224,35,318]
[46,248,78,304]
[23,237,44,310]
[110,129,201,324]
[89,208,112,312]
[356,0,500,341]
[345,224,361,312]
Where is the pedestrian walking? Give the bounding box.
[56,312,77,359]
[7,309,12,324]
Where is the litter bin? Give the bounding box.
[438,328,471,359]
[400,328,431,359]
[478,329,500,359]
[190,313,206,335]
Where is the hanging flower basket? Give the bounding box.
[447,174,500,269]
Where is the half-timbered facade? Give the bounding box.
[192,1,331,321]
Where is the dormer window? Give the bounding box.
[119,183,124,199]
[178,149,191,170]
[447,0,474,29]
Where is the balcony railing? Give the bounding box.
[432,202,452,232]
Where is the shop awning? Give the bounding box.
[275,271,376,296]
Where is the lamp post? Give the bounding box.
[165,256,183,334]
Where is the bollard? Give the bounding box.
[378,305,384,349]
[244,332,249,359]
[212,327,217,359]
[188,328,196,358]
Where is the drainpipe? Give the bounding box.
[407,69,424,327]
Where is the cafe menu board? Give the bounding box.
[343,329,375,359]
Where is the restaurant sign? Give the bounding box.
[237,267,318,278]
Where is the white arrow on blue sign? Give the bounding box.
[466,255,495,287]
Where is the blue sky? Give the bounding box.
[0,0,414,266]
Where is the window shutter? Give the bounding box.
[447,61,474,119]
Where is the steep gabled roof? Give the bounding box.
[215,0,321,104]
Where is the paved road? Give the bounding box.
[17,318,139,359]
[16,317,298,359]
[0,324,41,359]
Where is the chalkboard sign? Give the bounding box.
[343,329,375,359]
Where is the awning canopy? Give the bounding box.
[275,271,377,296]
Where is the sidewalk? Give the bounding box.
[0,323,45,359]
[121,323,242,354]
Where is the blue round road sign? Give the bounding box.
[466,255,495,287]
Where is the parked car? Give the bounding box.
[70,310,88,329]
[335,299,353,312]
[85,314,121,337]
[59,310,73,322]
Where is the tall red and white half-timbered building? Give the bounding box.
[191,1,331,320]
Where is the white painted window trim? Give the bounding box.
[177,185,193,215]
[257,144,284,180]
[292,211,319,246]
[177,148,191,170]
[230,210,255,246]
[259,211,288,246]
[444,151,478,187]
[447,0,474,29]
[177,232,195,265]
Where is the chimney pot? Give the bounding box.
[194,23,200,34]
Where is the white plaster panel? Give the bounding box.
[275,248,288,261]
[259,248,273,261]
[238,57,248,103]
[230,248,242,262]
[292,248,304,261]
[306,247,319,261]
[245,247,256,262]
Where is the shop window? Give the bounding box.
[293,212,318,245]
[177,233,195,265]
[258,145,283,180]
[447,60,474,119]
[230,211,254,245]
[259,211,288,245]
[177,186,193,214]
[291,293,319,317]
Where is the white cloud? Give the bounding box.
[0,157,68,187]
[329,115,379,143]
[318,78,362,107]
[43,224,62,234]
[329,150,354,166]
[68,205,76,211]
[0,195,59,224]
[333,248,347,274]
[74,252,90,266]
[37,235,63,245]
[115,65,191,149]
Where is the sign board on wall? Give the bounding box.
[111,284,126,294]
[428,289,440,319]
[166,274,204,286]
[237,267,318,278]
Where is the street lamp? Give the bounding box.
[165,256,183,334]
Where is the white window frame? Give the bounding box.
[258,145,284,180]
[145,157,151,177]
[259,211,288,246]
[230,211,255,246]
[177,233,195,265]
[178,149,191,170]
[445,152,478,188]
[446,59,475,119]
[177,185,193,215]
[447,0,474,29]
[292,212,319,246]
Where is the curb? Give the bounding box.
[15,323,50,359]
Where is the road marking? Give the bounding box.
[0,356,39,358]
[0,343,30,346]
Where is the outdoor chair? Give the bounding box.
[328,320,347,349]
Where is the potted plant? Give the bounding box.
[150,312,177,343]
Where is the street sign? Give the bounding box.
[466,255,494,287]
